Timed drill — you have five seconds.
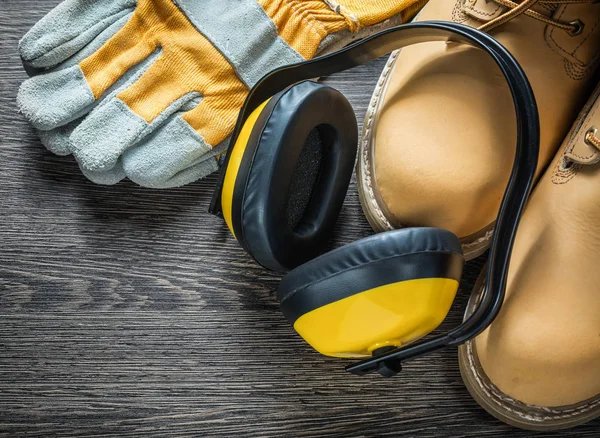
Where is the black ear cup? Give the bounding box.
[231,81,358,272]
[278,228,464,358]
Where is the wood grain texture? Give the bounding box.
[0,1,598,436]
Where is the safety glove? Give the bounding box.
[17,0,426,188]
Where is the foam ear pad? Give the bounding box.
[231,81,358,272]
[278,228,464,357]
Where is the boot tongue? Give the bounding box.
[461,0,557,23]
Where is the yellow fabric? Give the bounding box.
[80,0,248,147]
[401,0,430,22]
[259,0,428,58]
[332,0,428,27]
[78,0,428,149]
[258,0,348,59]
[293,277,458,358]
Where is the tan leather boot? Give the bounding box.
[357,0,600,259]
[458,82,600,430]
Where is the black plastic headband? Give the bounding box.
[209,21,539,376]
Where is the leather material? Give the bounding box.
[546,4,600,67]
[239,81,358,272]
[279,228,464,323]
[367,0,600,239]
[475,84,600,407]
[463,0,505,21]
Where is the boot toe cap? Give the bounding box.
[475,294,600,407]
[368,43,517,239]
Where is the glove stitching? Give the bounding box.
[322,0,361,31]
[287,0,329,40]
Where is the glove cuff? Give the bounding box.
[258,0,425,59]
[258,0,347,59]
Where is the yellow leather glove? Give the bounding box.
[18,0,426,187]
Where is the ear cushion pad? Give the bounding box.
[233,81,358,272]
[278,228,464,324]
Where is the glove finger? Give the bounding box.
[38,118,82,156]
[67,34,248,174]
[19,18,130,137]
[138,145,223,188]
[18,4,158,131]
[35,46,162,157]
[46,12,134,74]
[31,15,145,155]
[68,59,205,173]
[20,0,137,70]
[17,65,95,131]
[36,114,126,185]
[22,11,133,78]
[65,0,250,180]
[68,93,202,174]
[121,94,244,188]
[121,117,223,188]
[18,35,161,134]
[79,157,127,185]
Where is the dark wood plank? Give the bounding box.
[0,1,597,436]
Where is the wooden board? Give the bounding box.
[0,1,597,436]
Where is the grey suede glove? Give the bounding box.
[17,0,422,187]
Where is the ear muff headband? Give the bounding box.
[210,22,540,376]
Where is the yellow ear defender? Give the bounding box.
[278,228,463,358]
[221,81,359,271]
[209,22,540,377]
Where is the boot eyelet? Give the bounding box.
[568,20,584,36]
[585,127,599,149]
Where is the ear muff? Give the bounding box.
[222,81,358,272]
[278,228,464,358]
[221,98,272,239]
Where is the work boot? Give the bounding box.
[357,0,600,259]
[458,81,600,430]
